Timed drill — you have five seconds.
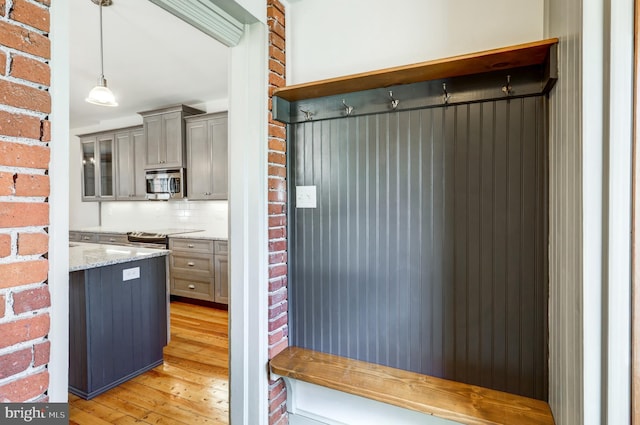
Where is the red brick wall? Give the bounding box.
[267,0,288,423]
[0,0,52,402]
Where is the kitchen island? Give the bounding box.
[69,243,170,399]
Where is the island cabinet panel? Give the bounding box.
[69,256,167,399]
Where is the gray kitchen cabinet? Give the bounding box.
[213,241,228,304]
[77,232,98,243]
[69,231,128,245]
[139,104,204,169]
[96,233,129,245]
[80,133,115,201]
[185,112,228,200]
[115,126,146,200]
[168,237,228,305]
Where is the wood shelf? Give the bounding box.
[270,346,555,425]
[274,38,559,102]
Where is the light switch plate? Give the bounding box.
[122,267,140,281]
[296,186,317,208]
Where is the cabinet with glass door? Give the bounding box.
[80,132,115,201]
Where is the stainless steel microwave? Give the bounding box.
[145,169,185,200]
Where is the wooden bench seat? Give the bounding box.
[270,346,555,425]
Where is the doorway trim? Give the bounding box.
[633,0,640,421]
[48,3,270,424]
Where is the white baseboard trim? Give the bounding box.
[280,377,461,425]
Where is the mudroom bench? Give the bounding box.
[270,346,555,425]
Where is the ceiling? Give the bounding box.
[70,0,229,129]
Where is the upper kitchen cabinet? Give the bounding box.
[80,133,115,201]
[185,112,228,200]
[115,126,146,200]
[139,104,204,169]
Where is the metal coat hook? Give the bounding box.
[502,75,513,96]
[442,83,452,104]
[389,91,399,109]
[342,99,354,116]
[300,109,313,121]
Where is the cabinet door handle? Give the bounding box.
[187,262,195,267]
[188,284,195,290]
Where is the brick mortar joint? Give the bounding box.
[0,106,49,121]
[0,166,48,176]
[268,311,288,322]
[1,73,51,91]
[0,46,50,65]
[0,196,49,204]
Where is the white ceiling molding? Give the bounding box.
[147,0,245,46]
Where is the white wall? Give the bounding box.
[99,201,228,236]
[545,0,633,423]
[545,0,587,423]
[287,0,544,84]
[69,99,229,235]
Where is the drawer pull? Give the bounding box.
[187,262,195,267]
[187,244,195,248]
[188,284,195,290]
[82,236,90,240]
[109,238,115,242]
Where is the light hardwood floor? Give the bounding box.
[69,301,229,425]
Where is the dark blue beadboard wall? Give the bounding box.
[288,96,548,400]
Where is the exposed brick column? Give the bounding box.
[267,0,288,423]
[0,0,52,402]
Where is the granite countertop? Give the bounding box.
[168,230,228,241]
[69,242,170,272]
[69,226,205,235]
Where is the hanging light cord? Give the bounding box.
[98,0,105,80]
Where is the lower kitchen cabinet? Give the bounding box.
[169,238,228,304]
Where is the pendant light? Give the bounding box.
[86,0,118,107]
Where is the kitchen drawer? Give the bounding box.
[214,240,228,255]
[169,238,214,253]
[97,233,129,245]
[78,233,98,243]
[171,275,214,301]
[170,252,214,276]
[69,231,81,242]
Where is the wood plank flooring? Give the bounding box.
[69,301,229,425]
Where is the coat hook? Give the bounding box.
[502,75,513,96]
[442,83,452,104]
[342,99,354,116]
[300,109,313,121]
[389,91,399,109]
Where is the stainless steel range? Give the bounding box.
[126,229,203,249]
[126,231,168,249]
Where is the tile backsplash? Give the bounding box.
[100,200,228,237]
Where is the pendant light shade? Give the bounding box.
[86,0,118,107]
[86,76,118,107]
